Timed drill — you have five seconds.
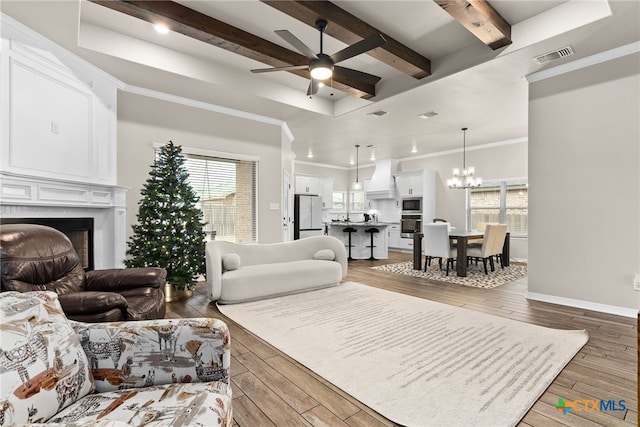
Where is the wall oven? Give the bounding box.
[402,197,422,213]
[401,214,422,238]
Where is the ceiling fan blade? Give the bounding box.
[331,34,387,64]
[334,66,382,85]
[251,64,308,73]
[307,78,320,96]
[275,29,318,60]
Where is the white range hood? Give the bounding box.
[366,160,399,199]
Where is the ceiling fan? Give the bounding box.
[251,19,386,96]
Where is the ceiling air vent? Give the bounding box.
[418,111,438,119]
[368,110,388,117]
[533,46,575,65]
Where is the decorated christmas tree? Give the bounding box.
[125,141,206,291]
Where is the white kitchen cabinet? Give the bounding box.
[295,175,334,209]
[399,170,424,197]
[387,223,402,249]
[320,178,333,209]
[295,175,322,195]
[398,169,437,224]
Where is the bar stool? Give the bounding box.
[364,227,379,261]
[343,227,357,261]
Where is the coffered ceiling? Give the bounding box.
[2,1,639,168]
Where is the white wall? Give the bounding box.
[117,91,286,244]
[528,52,640,313]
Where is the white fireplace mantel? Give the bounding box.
[0,172,128,268]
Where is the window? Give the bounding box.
[468,178,528,237]
[349,191,365,212]
[331,191,346,211]
[154,145,258,243]
[184,154,257,243]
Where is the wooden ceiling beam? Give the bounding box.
[89,0,376,98]
[261,0,431,79]
[434,0,512,50]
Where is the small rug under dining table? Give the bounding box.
[371,260,527,289]
[218,281,587,426]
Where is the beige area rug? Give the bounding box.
[372,260,527,289]
[218,282,587,427]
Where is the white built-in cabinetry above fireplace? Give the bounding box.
[0,13,127,268]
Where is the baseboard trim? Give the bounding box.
[527,292,638,318]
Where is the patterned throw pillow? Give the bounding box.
[74,318,231,394]
[0,291,94,425]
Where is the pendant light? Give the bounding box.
[447,127,482,189]
[351,144,363,190]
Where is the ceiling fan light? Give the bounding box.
[310,66,333,80]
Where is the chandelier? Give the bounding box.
[447,127,482,189]
[351,144,363,190]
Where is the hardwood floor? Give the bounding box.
[166,251,637,426]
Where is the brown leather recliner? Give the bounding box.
[0,223,166,322]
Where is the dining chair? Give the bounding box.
[423,223,456,275]
[466,224,507,274]
[431,219,458,249]
[467,222,494,252]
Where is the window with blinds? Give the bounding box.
[182,153,257,243]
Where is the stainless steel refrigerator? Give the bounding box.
[294,194,323,239]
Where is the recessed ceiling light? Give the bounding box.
[411,147,418,153]
[367,110,388,117]
[307,151,314,159]
[154,23,170,34]
[418,111,438,119]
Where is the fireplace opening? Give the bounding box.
[1,217,94,271]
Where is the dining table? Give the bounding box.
[412,229,510,277]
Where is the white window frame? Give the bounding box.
[331,191,347,212]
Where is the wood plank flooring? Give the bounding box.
[166,251,637,426]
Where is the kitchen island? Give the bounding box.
[326,222,389,260]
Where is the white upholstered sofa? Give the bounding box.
[206,235,348,304]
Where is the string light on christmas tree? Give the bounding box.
[125,141,206,292]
